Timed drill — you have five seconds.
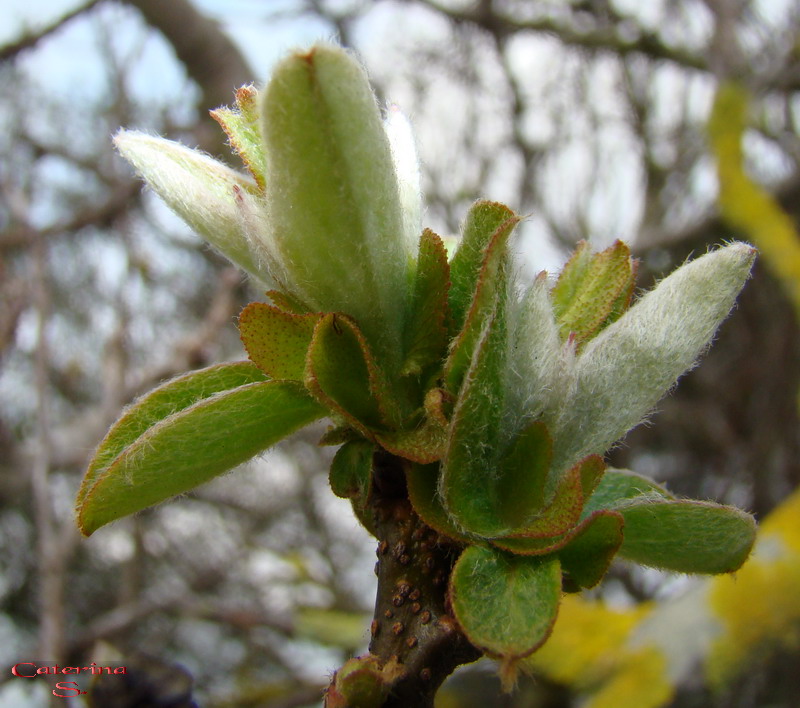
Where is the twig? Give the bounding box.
[0,0,105,62]
[26,200,67,707]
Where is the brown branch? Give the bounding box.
[418,0,707,72]
[122,0,253,107]
[325,452,480,708]
[121,0,255,154]
[0,0,104,62]
[0,181,141,250]
[127,265,244,393]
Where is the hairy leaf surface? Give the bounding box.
[77,380,325,535]
[450,546,561,659]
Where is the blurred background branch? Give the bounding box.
[1,1,798,706]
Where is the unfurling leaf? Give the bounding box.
[445,201,519,394]
[551,240,637,346]
[550,243,756,475]
[77,367,326,536]
[402,228,450,377]
[210,84,267,189]
[441,308,510,537]
[113,131,265,282]
[261,45,414,373]
[305,313,397,434]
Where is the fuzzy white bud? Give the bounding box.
[549,242,756,474]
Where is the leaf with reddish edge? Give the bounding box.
[490,534,567,556]
[558,510,624,590]
[506,455,602,540]
[444,202,519,395]
[266,289,311,314]
[402,228,450,376]
[490,507,618,557]
[305,313,398,436]
[406,462,473,544]
[440,306,510,537]
[77,380,326,536]
[582,467,674,518]
[76,361,269,511]
[448,200,518,337]
[617,499,756,574]
[606,254,639,326]
[239,303,318,380]
[376,419,447,464]
[450,545,561,664]
[550,240,637,347]
[210,85,267,190]
[577,454,606,500]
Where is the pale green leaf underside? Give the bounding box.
[617,499,757,574]
[582,467,674,518]
[77,361,270,511]
[77,380,326,535]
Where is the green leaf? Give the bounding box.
[375,418,447,464]
[304,313,397,435]
[494,421,552,531]
[239,302,318,380]
[558,511,624,590]
[444,205,519,396]
[329,439,374,499]
[551,240,636,347]
[402,228,450,376]
[617,499,757,574]
[262,45,412,374]
[507,455,602,540]
[440,309,510,537]
[449,200,517,336]
[491,507,622,564]
[77,379,326,536]
[582,468,673,518]
[450,545,561,659]
[76,361,269,511]
[406,463,473,544]
[328,439,379,536]
[210,85,267,190]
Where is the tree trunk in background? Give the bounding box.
[123,0,254,155]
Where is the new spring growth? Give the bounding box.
[115,45,419,376]
[109,43,758,521]
[91,43,759,694]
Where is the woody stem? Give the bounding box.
[366,451,480,707]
